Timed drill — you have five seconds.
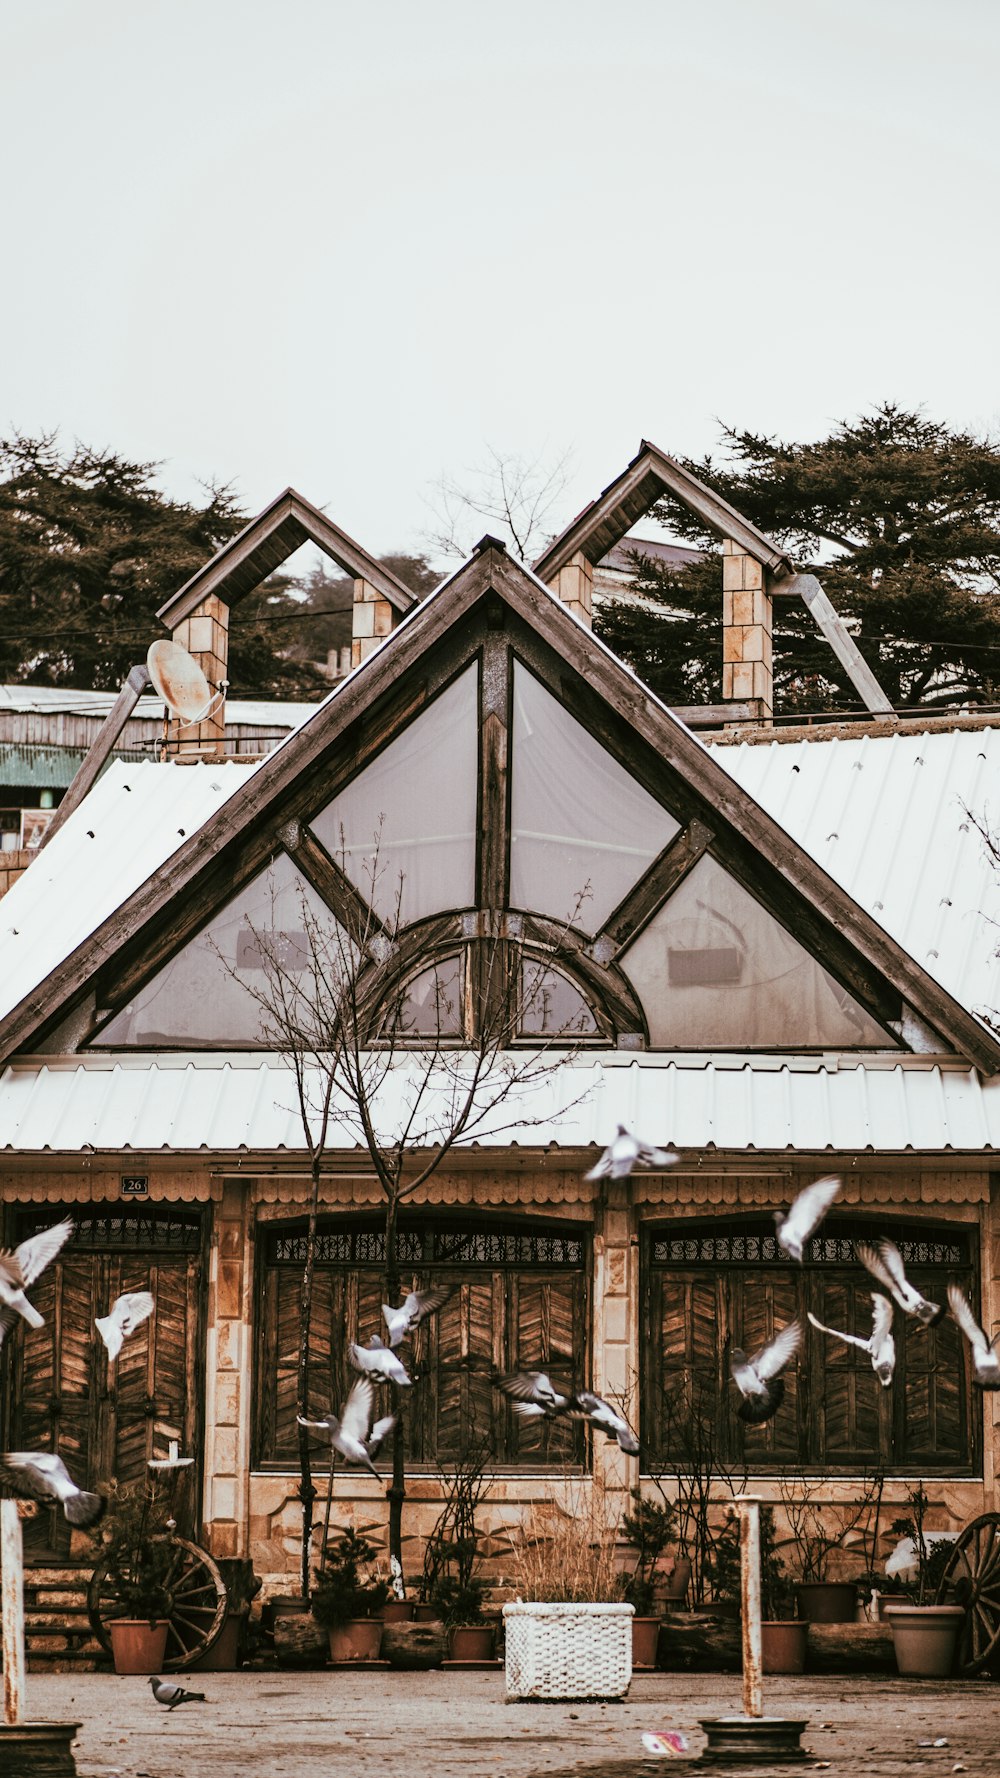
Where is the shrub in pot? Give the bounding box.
[621,1490,673,1666]
[311,1530,390,1662]
[96,1482,175,1674]
[193,1558,261,1672]
[431,1575,495,1661]
[884,1485,965,1677]
[778,1473,883,1625]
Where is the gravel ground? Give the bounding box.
[15,1670,1000,1777]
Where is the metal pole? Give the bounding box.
[1,1499,26,1725]
[738,1497,763,1721]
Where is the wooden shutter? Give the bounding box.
[645,1269,725,1458]
[732,1270,803,1464]
[509,1274,584,1465]
[16,1255,100,1559]
[808,1274,884,1467]
[896,1270,969,1469]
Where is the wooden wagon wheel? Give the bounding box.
[88,1534,227,1671]
[934,1512,1000,1676]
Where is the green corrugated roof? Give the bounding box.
[0,744,87,789]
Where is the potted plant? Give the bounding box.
[621,1490,675,1668]
[192,1558,261,1672]
[310,1529,390,1662]
[884,1484,964,1677]
[421,1421,496,1647]
[96,1482,176,1674]
[779,1475,870,1623]
[430,1572,494,1661]
[501,1491,634,1700]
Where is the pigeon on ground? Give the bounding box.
[948,1284,1000,1388]
[856,1239,943,1326]
[568,1391,640,1456]
[149,1677,206,1709]
[298,1376,397,1477]
[807,1292,896,1386]
[0,1217,74,1344]
[347,1336,413,1387]
[493,1371,573,1420]
[584,1127,680,1182]
[774,1175,842,1262]
[95,1290,155,1362]
[0,1451,105,1527]
[731,1320,802,1424]
[382,1287,452,1349]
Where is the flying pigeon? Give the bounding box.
[348,1337,413,1387]
[568,1390,640,1456]
[382,1287,452,1349]
[0,1217,74,1344]
[298,1376,397,1477]
[730,1319,802,1424]
[856,1239,943,1326]
[807,1292,896,1386]
[493,1371,573,1419]
[948,1284,1000,1388]
[774,1174,842,1262]
[149,1677,206,1709]
[0,1451,105,1527]
[584,1127,680,1182]
[95,1290,155,1362]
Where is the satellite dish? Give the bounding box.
[147,639,220,724]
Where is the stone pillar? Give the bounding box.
[351,576,395,667]
[202,1180,252,1558]
[591,1185,638,1506]
[551,551,593,628]
[722,540,772,719]
[167,594,229,758]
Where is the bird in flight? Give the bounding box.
[731,1320,802,1424]
[585,1127,679,1181]
[774,1175,842,1262]
[298,1376,397,1477]
[95,1291,154,1362]
[948,1284,1000,1388]
[569,1391,640,1456]
[0,1451,105,1527]
[807,1292,896,1386]
[348,1337,413,1387]
[493,1372,638,1453]
[856,1239,943,1326]
[149,1677,206,1709]
[382,1288,452,1349]
[0,1218,74,1344]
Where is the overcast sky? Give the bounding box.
[5,0,999,565]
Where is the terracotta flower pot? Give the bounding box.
[761,1619,808,1674]
[109,1618,170,1675]
[886,1604,965,1677]
[191,1611,243,1671]
[449,1624,495,1661]
[631,1615,661,1669]
[657,1555,693,1603]
[380,1601,415,1624]
[795,1581,857,1624]
[413,1603,441,1622]
[327,1619,384,1662]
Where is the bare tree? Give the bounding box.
[424,445,573,563]
[225,834,591,1595]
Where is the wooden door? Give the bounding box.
[7,1212,205,1560]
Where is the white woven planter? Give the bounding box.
[502,1602,634,1700]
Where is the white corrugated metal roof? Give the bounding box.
[2,1051,999,1155]
[712,725,1000,1026]
[0,684,319,727]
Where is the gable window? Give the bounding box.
[642,1216,977,1475]
[255,1215,588,1469]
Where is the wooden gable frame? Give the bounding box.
[156,487,417,629]
[3,539,998,1073]
[534,440,893,717]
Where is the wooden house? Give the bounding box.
[1,447,998,1593]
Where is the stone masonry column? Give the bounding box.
[167,594,229,758]
[202,1180,253,1558]
[351,576,395,667]
[591,1184,638,1509]
[550,551,593,628]
[722,540,772,719]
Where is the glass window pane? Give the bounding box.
[620,853,894,1049]
[311,666,478,927]
[519,961,598,1037]
[510,661,679,931]
[387,955,464,1039]
[96,852,348,1046]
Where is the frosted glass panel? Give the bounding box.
[511,662,679,931]
[311,667,478,926]
[620,854,893,1049]
[519,964,598,1038]
[97,853,346,1046]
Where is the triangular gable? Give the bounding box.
[156,486,416,629]
[2,538,998,1073]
